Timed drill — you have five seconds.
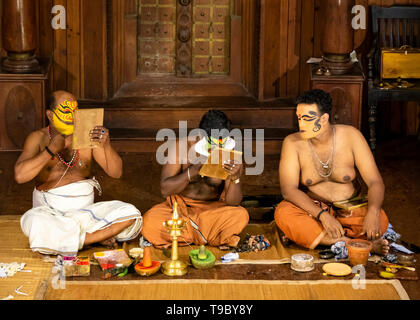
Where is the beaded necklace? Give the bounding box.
[48,126,80,168]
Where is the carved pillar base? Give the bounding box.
[2,52,40,74]
[322,54,354,75]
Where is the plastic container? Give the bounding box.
[290,254,314,272]
[346,239,372,266]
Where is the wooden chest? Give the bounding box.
[381,46,420,80]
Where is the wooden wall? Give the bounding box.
[259,0,420,99]
[259,0,420,135]
[2,0,109,101]
[0,0,419,134]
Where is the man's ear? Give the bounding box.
[321,113,330,124]
[46,110,53,122]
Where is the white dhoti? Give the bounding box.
[20,179,142,256]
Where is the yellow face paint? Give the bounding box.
[296,104,326,140]
[51,100,78,136]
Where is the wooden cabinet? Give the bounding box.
[310,63,365,130]
[0,59,50,151]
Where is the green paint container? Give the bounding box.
[189,245,216,269]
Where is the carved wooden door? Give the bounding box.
[192,0,230,75]
[138,0,231,76]
[138,0,177,74]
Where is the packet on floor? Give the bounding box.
[94,249,132,279]
[221,252,239,263]
[63,256,90,277]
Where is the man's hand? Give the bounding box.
[188,163,204,180]
[90,126,110,147]
[362,209,382,240]
[319,213,345,240]
[48,133,65,154]
[223,160,243,180]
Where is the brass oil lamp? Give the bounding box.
[161,202,188,276]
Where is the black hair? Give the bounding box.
[199,110,232,138]
[47,93,57,110]
[296,89,333,118]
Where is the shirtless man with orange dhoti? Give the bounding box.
[141,110,249,249]
[275,89,389,255]
[15,91,142,256]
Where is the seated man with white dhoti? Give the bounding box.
[15,90,142,256]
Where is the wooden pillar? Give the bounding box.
[1,0,39,73]
[321,0,355,75]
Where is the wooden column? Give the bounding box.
[1,0,39,73]
[321,0,355,75]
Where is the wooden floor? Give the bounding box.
[0,136,419,300]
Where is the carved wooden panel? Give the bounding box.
[138,0,177,74]
[176,0,193,76]
[311,82,364,130]
[0,80,46,150]
[192,0,230,75]
[4,86,36,148]
[137,0,231,77]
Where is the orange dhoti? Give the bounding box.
[274,200,389,250]
[142,195,249,248]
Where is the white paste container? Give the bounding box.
[290,253,315,272]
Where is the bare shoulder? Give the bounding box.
[24,129,48,146]
[335,124,365,142]
[280,133,302,159]
[284,132,302,145]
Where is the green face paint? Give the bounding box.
[206,136,228,152]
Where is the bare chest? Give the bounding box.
[38,148,92,182]
[298,142,356,186]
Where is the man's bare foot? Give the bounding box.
[280,234,293,247]
[99,237,118,249]
[371,238,389,256]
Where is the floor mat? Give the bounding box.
[78,221,342,266]
[40,279,409,300]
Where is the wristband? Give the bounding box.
[317,208,327,220]
[45,146,55,159]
